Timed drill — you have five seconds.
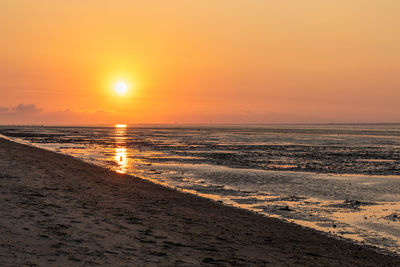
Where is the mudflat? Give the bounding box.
[0,138,399,266]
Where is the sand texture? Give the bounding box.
[0,138,399,266]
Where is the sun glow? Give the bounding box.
[114,81,128,95]
[115,124,127,128]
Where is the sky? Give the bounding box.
[0,0,399,125]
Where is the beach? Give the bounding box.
[0,137,399,266]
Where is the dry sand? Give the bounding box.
[0,137,399,266]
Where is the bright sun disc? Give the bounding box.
[114,81,127,95]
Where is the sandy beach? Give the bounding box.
[0,137,399,266]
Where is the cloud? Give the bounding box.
[0,104,43,124]
[11,104,41,113]
[95,110,115,114]
[0,104,118,125]
[0,104,41,115]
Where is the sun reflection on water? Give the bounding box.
[115,124,127,128]
[115,147,128,173]
[114,124,128,174]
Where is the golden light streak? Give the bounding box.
[113,122,128,174]
[114,147,128,174]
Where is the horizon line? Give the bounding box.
[1,122,400,127]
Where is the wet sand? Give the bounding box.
[0,137,399,266]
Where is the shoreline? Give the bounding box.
[0,137,399,265]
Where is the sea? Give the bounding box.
[1,124,400,254]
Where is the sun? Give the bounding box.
[114,81,128,95]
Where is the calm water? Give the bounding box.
[1,124,400,254]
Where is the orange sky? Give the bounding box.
[1,1,399,125]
